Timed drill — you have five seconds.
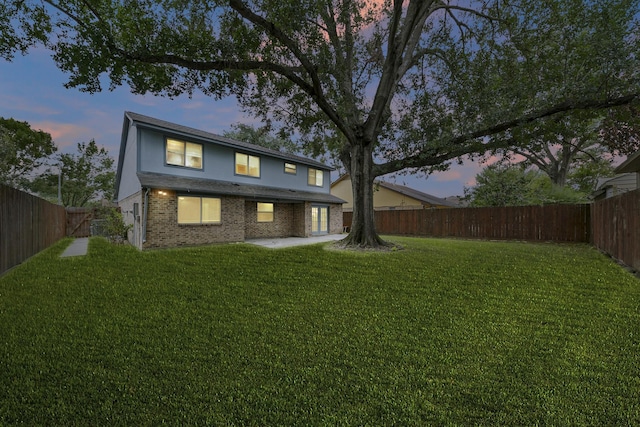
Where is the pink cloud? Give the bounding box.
[434,169,462,182]
[482,153,527,166]
[31,121,92,150]
[460,152,529,188]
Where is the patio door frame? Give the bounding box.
[311,204,329,235]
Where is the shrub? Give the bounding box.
[98,207,131,243]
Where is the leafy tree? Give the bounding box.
[30,140,115,207]
[223,123,298,154]
[599,104,640,157]
[464,165,534,207]
[478,0,640,188]
[0,117,57,190]
[526,174,590,205]
[565,146,616,194]
[3,0,639,247]
[496,113,601,187]
[488,110,637,188]
[465,164,588,207]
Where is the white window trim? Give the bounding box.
[257,202,274,223]
[177,196,221,225]
[166,138,203,169]
[235,152,261,177]
[284,162,297,175]
[308,168,324,187]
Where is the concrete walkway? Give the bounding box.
[247,234,345,248]
[60,237,89,257]
[58,235,344,255]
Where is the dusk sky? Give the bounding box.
[0,46,486,198]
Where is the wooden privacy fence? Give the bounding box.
[2,182,639,274]
[344,204,591,243]
[0,185,66,275]
[66,207,97,238]
[591,189,640,272]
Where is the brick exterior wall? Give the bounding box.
[143,189,244,249]
[292,203,308,237]
[245,202,298,239]
[120,188,344,249]
[118,191,144,249]
[329,203,343,234]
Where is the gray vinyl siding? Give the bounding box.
[116,123,142,201]
[137,127,330,193]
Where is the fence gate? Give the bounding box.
[66,207,96,237]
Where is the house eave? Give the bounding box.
[616,150,640,174]
[138,172,345,204]
[114,113,133,200]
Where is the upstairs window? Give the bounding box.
[235,153,260,177]
[166,139,203,169]
[284,163,297,174]
[308,168,324,187]
[257,202,274,222]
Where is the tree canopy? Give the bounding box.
[223,123,299,154]
[484,111,624,187]
[30,139,115,207]
[3,0,639,246]
[0,117,57,190]
[464,164,590,207]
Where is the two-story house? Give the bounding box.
[114,112,344,250]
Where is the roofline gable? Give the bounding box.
[114,113,134,200]
[115,111,336,200]
[616,150,640,174]
[124,111,332,170]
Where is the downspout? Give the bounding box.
[142,188,150,244]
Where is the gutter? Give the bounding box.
[142,188,150,244]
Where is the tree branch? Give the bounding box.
[228,1,322,96]
[318,0,358,140]
[432,2,503,23]
[365,0,436,143]
[373,93,640,176]
[228,0,350,141]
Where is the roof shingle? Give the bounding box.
[138,172,345,204]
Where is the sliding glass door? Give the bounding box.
[311,205,329,235]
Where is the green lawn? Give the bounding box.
[0,237,638,425]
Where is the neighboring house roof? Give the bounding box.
[124,111,331,169]
[615,150,640,173]
[331,174,457,208]
[376,180,458,207]
[441,196,468,207]
[138,172,345,204]
[592,173,637,199]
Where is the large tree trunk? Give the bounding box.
[341,142,388,248]
[546,156,569,187]
[552,167,568,187]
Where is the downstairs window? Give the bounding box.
[257,202,274,222]
[178,196,221,224]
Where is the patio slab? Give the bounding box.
[247,234,345,248]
